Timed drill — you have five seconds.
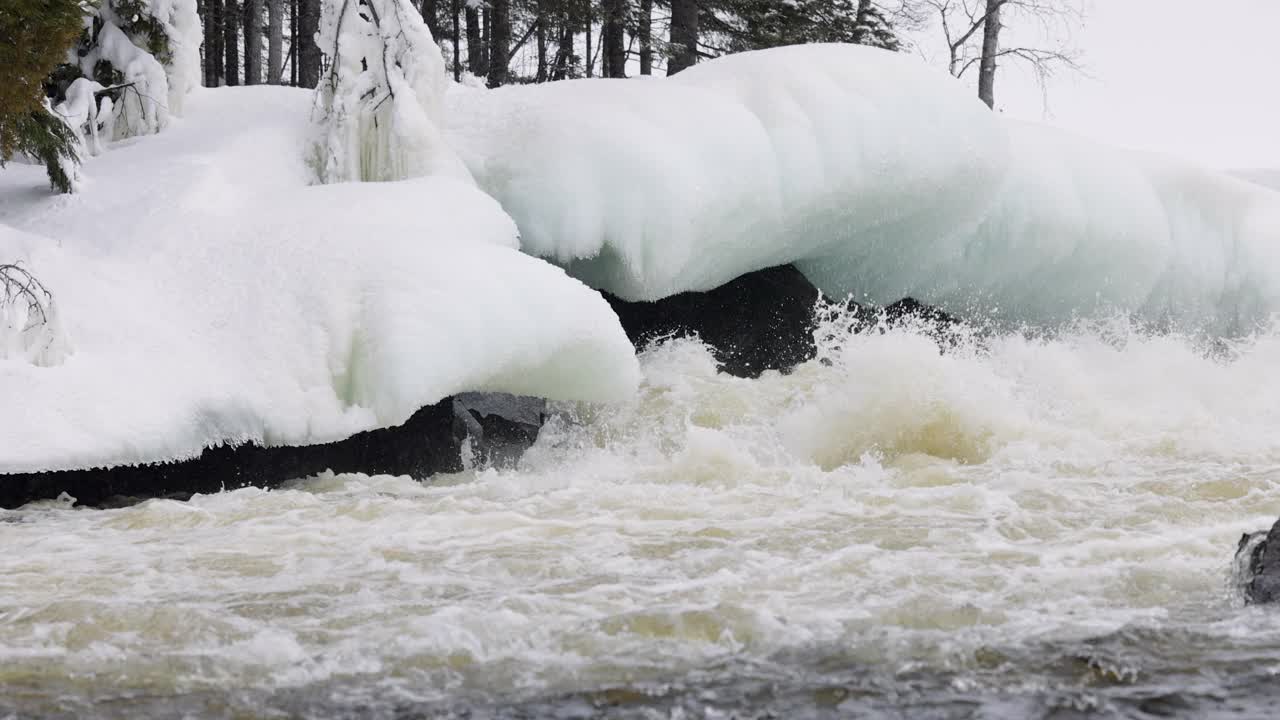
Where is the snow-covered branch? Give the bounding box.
[310,0,472,184]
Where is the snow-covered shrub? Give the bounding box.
[0,264,69,367]
[47,1,201,145]
[310,0,471,183]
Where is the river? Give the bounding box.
[4,315,1280,718]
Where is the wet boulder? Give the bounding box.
[1238,516,1280,604]
[603,264,821,378]
[452,393,546,469]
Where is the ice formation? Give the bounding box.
[0,88,639,473]
[448,44,1280,332]
[311,0,470,183]
[448,44,1007,302]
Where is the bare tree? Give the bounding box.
[906,0,1082,108]
[977,0,999,107]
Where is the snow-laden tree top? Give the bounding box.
[310,0,470,183]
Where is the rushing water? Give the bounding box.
[4,314,1280,719]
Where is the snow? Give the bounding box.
[802,121,1280,331]
[0,87,639,474]
[311,0,469,183]
[54,78,108,159]
[448,43,1280,331]
[145,0,204,114]
[80,22,170,137]
[447,44,1008,302]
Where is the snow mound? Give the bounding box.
[0,87,639,474]
[449,44,1280,331]
[802,121,1280,331]
[447,44,1008,302]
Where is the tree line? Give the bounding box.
[199,0,905,89]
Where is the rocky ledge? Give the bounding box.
[0,393,544,510]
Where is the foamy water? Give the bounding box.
[4,316,1280,718]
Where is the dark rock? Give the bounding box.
[1239,517,1280,604]
[883,297,961,329]
[603,264,821,378]
[452,393,546,469]
[0,393,547,510]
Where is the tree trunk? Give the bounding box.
[536,10,548,82]
[204,0,224,86]
[290,0,298,85]
[583,2,592,77]
[267,0,283,83]
[638,0,652,75]
[601,0,626,78]
[978,0,1002,108]
[298,0,321,88]
[482,7,492,75]
[487,0,510,87]
[421,0,441,40]
[668,0,697,75]
[244,0,262,84]
[451,0,461,81]
[465,6,486,77]
[224,0,240,85]
[553,8,574,80]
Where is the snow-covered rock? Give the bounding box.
[448,44,1007,303]
[802,121,1280,331]
[0,87,639,474]
[449,44,1280,332]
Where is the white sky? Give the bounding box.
[914,0,1280,169]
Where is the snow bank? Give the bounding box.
[0,87,638,473]
[449,44,1280,331]
[448,44,1007,302]
[799,122,1280,330]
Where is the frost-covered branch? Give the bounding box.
[0,264,69,366]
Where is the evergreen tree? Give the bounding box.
[704,0,902,54]
[0,0,86,192]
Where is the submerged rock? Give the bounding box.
[0,393,547,509]
[604,264,821,378]
[1238,517,1280,604]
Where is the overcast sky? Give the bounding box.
[942,0,1280,169]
